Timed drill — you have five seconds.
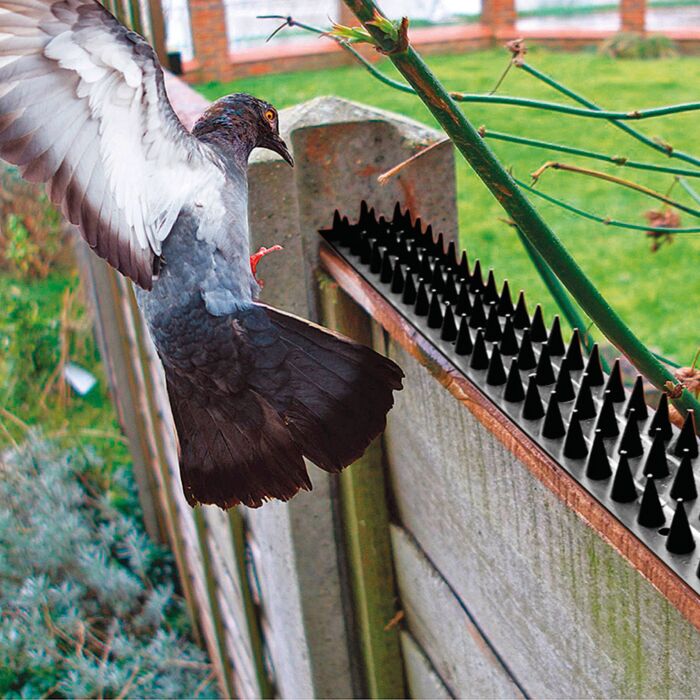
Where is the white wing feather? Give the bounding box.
[0,0,223,288]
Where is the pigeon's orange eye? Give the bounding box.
[264,109,275,122]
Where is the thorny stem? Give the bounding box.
[340,0,700,416]
[516,177,700,233]
[530,162,700,219]
[480,128,700,179]
[519,61,700,170]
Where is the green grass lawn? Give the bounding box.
[199,47,700,366]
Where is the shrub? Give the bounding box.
[0,437,218,699]
[599,32,678,60]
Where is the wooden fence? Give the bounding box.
[77,75,700,698]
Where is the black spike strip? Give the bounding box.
[547,316,566,356]
[470,330,490,370]
[517,329,538,371]
[619,409,644,458]
[638,477,666,528]
[595,391,619,438]
[455,317,473,356]
[469,295,488,330]
[484,305,502,342]
[674,411,699,459]
[586,431,612,480]
[535,345,556,386]
[666,502,696,555]
[486,347,508,386]
[530,305,548,343]
[441,303,458,342]
[554,358,576,403]
[427,292,444,329]
[574,373,597,420]
[611,452,638,503]
[504,359,525,403]
[585,344,605,386]
[323,206,700,594]
[643,430,670,479]
[605,359,626,403]
[565,329,585,370]
[542,392,566,439]
[497,280,514,316]
[500,316,519,356]
[649,393,673,441]
[564,410,588,459]
[513,291,530,329]
[625,376,649,421]
[523,375,545,421]
[484,270,499,304]
[670,451,697,501]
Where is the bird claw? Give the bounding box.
[250,245,283,287]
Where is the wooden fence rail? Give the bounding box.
[78,74,700,698]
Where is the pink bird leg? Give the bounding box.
[250,245,283,287]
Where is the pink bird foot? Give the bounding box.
[250,245,283,287]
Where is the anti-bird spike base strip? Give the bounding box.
[320,202,700,593]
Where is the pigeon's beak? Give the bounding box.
[267,133,294,167]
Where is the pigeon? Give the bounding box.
[0,0,404,509]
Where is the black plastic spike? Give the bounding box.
[670,452,697,501]
[419,252,433,280]
[517,329,538,371]
[390,260,405,294]
[513,291,530,329]
[648,393,673,440]
[637,478,666,528]
[604,359,626,403]
[546,316,566,356]
[407,242,421,270]
[443,271,459,304]
[349,222,362,255]
[331,209,342,235]
[469,295,488,330]
[458,251,469,280]
[434,232,445,258]
[455,317,473,356]
[414,280,430,316]
[673,411,699,458]
[585,344,605,386]
[359,200,370,227]
[484,305,502,342]
[666,502,695,554]
[445,240,458,267]
[486,346,507,386]
[504,359,525,403]
[586,431,612,480]
[427,292,444,329]
[535,345,556,386]
[441,303,458,342]
[392,202,402,224]
[564,329,585,371]
[369,241,382,273]
[469,260,484,293]
[430,261,445,293]
[595,391,619,438]
[542,392,566,439]
[619,409,644,457]
[484,270,499,304]
[530,305,548,343]
[499,316,519,356]
[611,452,638,503]
[523,374,545,421]
[564,410,588,459]
[573,373,597,420]
[624,376,648,421]
[497,281,514,316]
[380,250,394,283]
[455,282,472,316]
[401,270,417,305]
[470,330,490,370]
[643,430,669,478]
[554,358,576,403]
[359,232,372,264]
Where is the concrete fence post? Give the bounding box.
[620,0,647,33]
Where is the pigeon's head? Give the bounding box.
[195,93,293,166]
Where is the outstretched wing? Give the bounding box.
[0,0,222,288]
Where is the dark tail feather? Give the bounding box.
[263,305,404,474]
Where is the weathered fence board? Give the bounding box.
[400,630,453,700]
